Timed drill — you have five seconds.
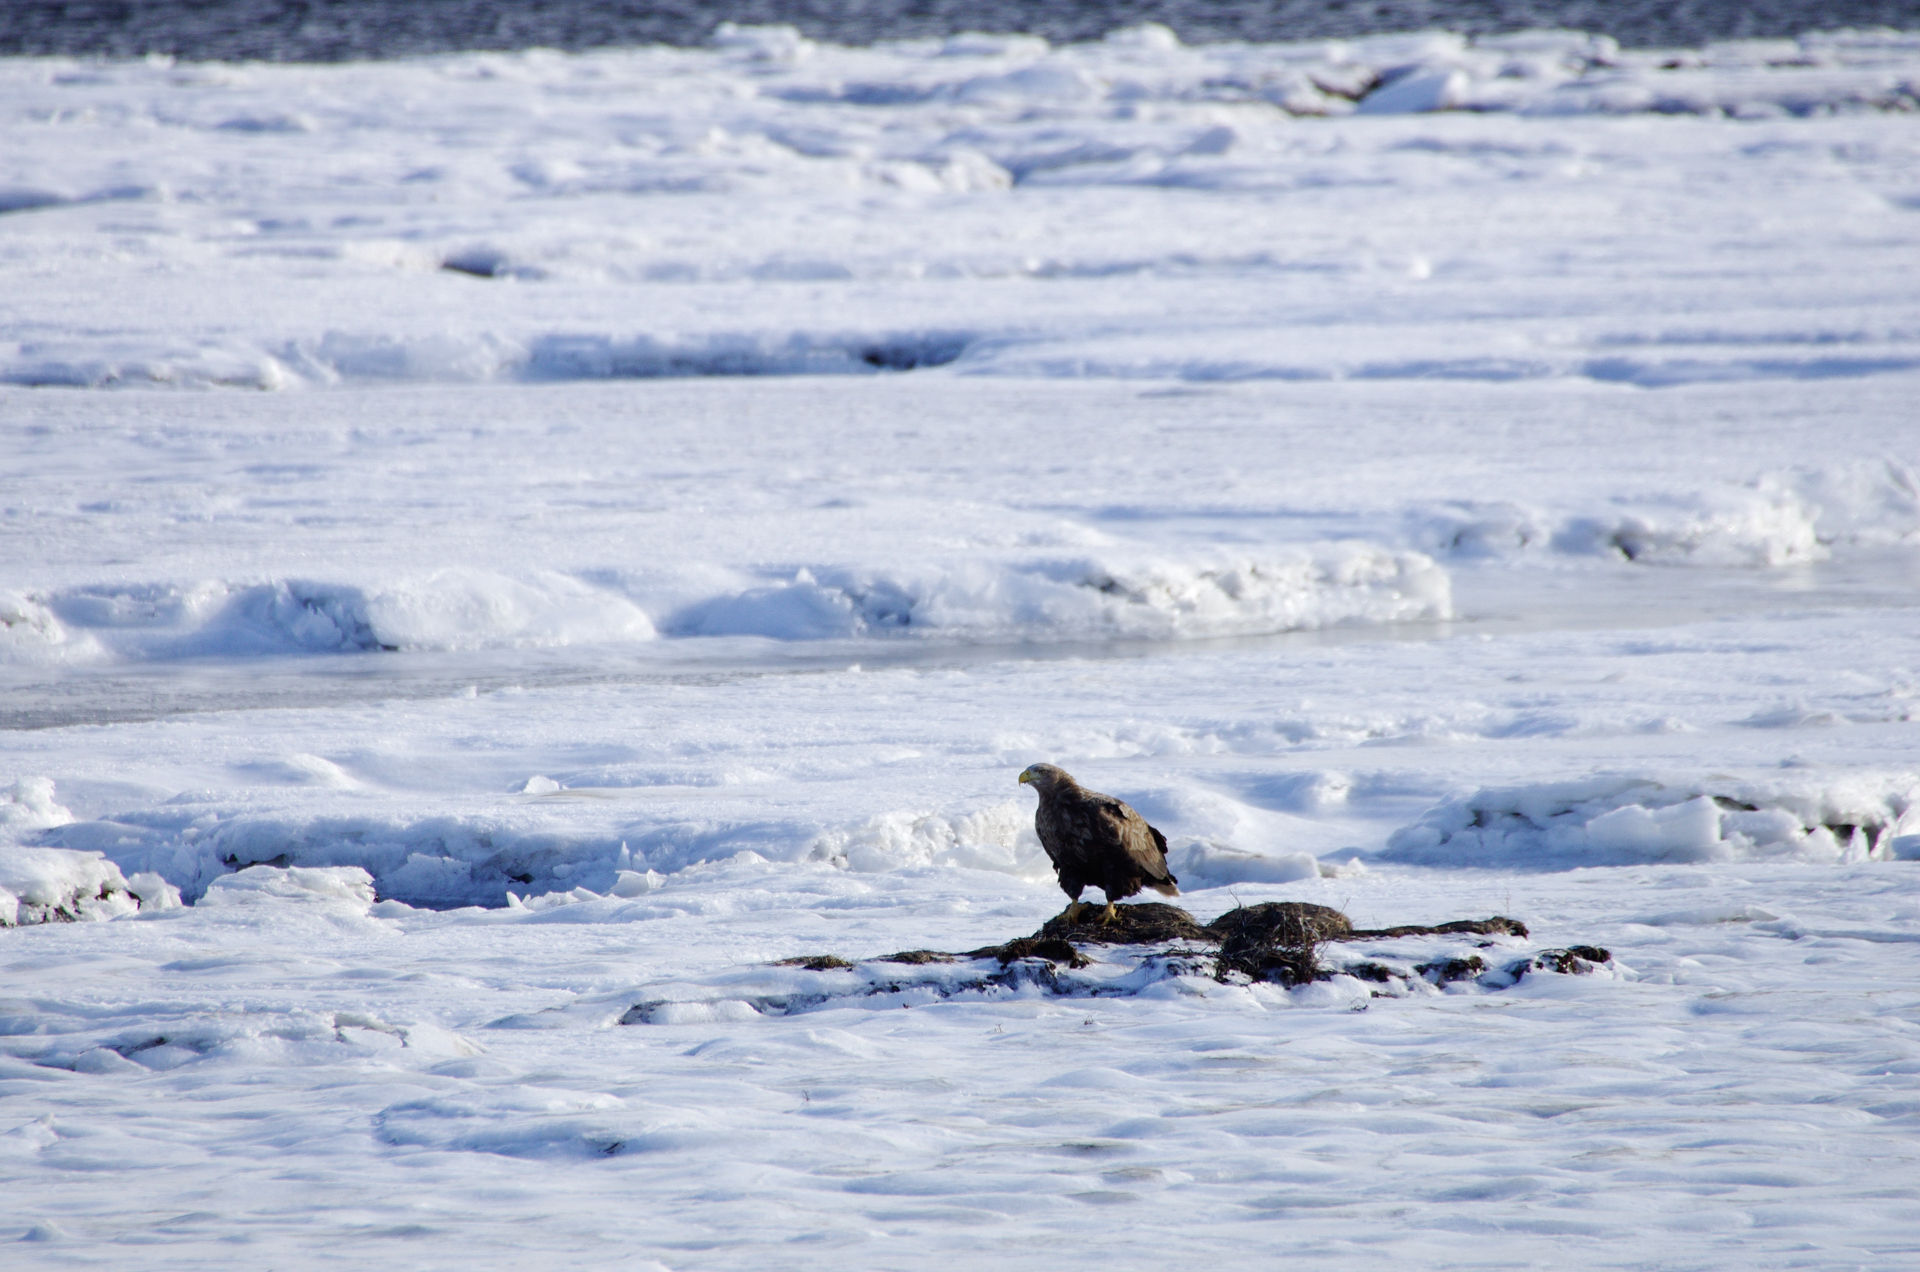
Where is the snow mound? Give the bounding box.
[521,330,971,379]
[1172,842,1322,888]
[0,591,100,665]
[1382,772,1920,869]
[1776,459,1920,547]
[0,777,75,837]
[358,569,657,649]
[1549,486,1825,566]
[2,780,179,925]
[5,328,972,390]
[0,846,144,927]
[198,865,378,913]
[25,571,656,663]
[19,579,388,663]
[19,548,1443,665]
[1101,782,1331,887]
[44,800,1052,909]
[0,338,293,391]
[45,810,609,908]
[667,546,1450,641]
[41,782,1360,912]
[1416,461,1920,566]
[806,801,1050,877]
[289,328,972,385]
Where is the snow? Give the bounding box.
[1385,771,1920,867]
[3,22,1920,1270]
[0,778,176,926]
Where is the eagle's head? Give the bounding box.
[1018,763,1073,791]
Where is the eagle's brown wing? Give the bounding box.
[1090,796,1178,890]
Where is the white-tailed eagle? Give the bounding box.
[1018,763,1179,923]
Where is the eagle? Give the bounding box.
[1018,763,1179,923]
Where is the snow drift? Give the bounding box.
[8,546,1449,665]
[3,572,656,665]
[1,778,179,925]
[1382,771,1920,869]
[39,788,1057,909]
[665,548,1450,642]
[36,783,1352,912]
[1414,460,1920,566]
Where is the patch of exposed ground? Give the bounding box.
[749,900,1609,1005]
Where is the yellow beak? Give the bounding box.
[1017,771,1032,785]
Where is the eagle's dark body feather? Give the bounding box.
[1019,764,1178,914]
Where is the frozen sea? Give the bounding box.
[4,22,1920,1270]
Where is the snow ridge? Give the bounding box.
[667,548,1450,642]
[1414,460,1920,565]
[1382,771,1920,868]
[1,779,179,924]
[5,546,1449,665]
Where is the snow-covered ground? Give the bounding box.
[4,25,1919,1269]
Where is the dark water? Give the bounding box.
[5,0,1918,61]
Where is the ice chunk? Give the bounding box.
[609,869,665,897]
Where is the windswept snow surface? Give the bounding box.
[4,25,1920,1271]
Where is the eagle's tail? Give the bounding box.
[1149,880,1180,897]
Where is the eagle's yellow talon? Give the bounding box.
[1100,902,1119,925]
